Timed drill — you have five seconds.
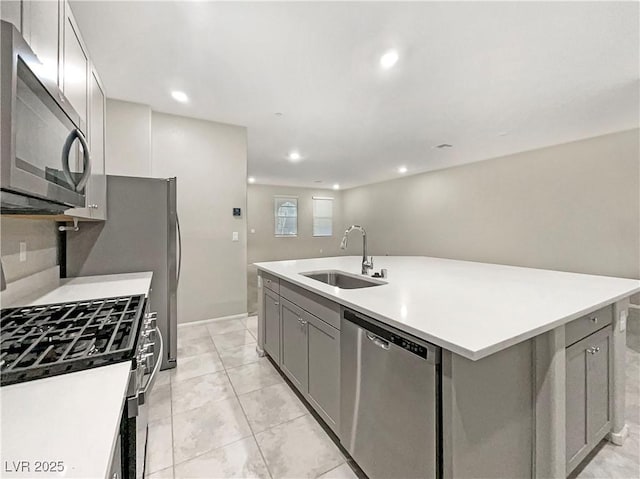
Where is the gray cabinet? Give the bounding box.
[280,298,309,393]
[307,313,340,433]
[566,326,611,474]
[257,274,341,433]
[87,65,107,219]
[263,288,281,363]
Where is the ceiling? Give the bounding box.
[70,1,639,189]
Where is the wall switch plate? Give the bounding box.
[19,242,27,262]
[232,232,239,242]
[620,310,628,332]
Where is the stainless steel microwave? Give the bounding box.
[1,20,91,214]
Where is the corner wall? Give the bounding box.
[247,184,345,313]
[105,99,248,323]
[342,129,640,281]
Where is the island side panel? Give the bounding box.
[609,297,630,444]
[442,340,534,479]
[256,270,265,356]
[533,326,566,478]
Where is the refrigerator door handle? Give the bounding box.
[176,213,182,286]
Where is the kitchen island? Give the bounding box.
[255,256,639,479]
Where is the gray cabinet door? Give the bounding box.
[263,288,281,363]
[280,298,308,393]
[565,327,612,474]
[587,331,611,440]
[307,314,340,433]
[566,340,588,470]
[88,66,106,219]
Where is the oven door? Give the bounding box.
[123,329,163,479]
[0,21,90,212]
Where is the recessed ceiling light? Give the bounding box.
[333,184,340,190]
[288,151,302,162]
[171,90,189,103]
[248,177,256,184]
[380,49,399,69]
[398,166,408,174]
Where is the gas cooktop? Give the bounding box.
[0,295,145,386]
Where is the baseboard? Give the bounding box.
[178,312,248,328]
[607,424,628,445]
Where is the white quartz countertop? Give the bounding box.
[5,271,153,308]
[0,362,132,478]
[255,256,640,360]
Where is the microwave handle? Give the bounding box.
[62,129,92,192]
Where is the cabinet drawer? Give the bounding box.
[261,272,280,294]
[565,306,612,347]
[280,280,340,330]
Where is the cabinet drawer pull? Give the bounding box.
[274,302,279,306]
[590,316,598,323]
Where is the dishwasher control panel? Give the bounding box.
[388,333,428,359]
[344,309,433,360]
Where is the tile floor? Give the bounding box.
[147,316,640,479]
[145,316,357,479]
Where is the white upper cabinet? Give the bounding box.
[0,1,22,32]
[88,66,107,220]
[21,0,60,85]
[61,2,88,129]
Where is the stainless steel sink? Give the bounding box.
[300,270,386,289]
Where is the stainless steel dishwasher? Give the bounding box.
[341,309,441,479]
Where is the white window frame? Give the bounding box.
[312,196,333,237]
[274,196,298,237]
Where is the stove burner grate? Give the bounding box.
[0,295,145,386]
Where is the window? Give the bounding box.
[274,196,298,236]
[313,197,333,237]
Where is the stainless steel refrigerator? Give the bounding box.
[65,175,180,370]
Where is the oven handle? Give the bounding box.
[137,329,163,407]
[61,128,92,192]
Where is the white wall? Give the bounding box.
[152,112,247,323]
[247,184,345,312]
[342,129,640,282]
[105,99,152,177]
[105,99,248,323]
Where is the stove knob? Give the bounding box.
[143,328,157,341]
[147,317,157,329]
[142,343,155,354]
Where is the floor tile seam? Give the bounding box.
[220,361,275,479]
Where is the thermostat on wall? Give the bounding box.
[233,208,242,217]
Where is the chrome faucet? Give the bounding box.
[340,225,374,275]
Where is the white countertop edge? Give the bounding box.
[255,258,640,360]
[0,361,132,478]
[4,272,154,308]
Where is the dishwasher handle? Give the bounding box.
[366,332,390,350]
